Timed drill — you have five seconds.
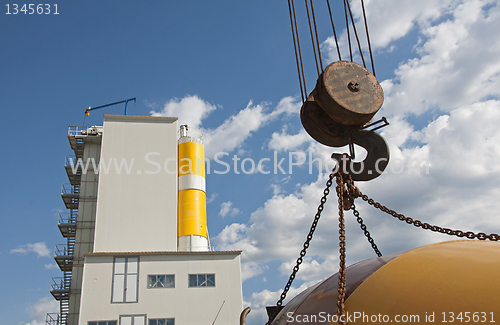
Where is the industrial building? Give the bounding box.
[47,115,243,325]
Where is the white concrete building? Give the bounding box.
[49,115,243,325]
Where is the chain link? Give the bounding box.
[344,175,382,257]
[359,193,500,241]
[265,161,499,325]
[335,171,347,325]
[351,203,382,257]
[266,170,335,324]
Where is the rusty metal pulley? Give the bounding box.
[300,91,351,148]
[301,60,390,181]
[317,60,384,126]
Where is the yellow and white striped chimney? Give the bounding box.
[177,125,209,251]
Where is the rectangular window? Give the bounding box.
[188,273,215,287]
[88,321,117,325]
[147,275,175,288]
[119,315,146,325]
[112,257,139,303]
[149,319,174,325]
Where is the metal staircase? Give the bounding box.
[50,209,76,324]
[65,156,82,186]
[47,127,87,325]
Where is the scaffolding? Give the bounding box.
[48,126,92,325]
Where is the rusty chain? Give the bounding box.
[356,192,500,241]
[351,203,382,257]
[266,160,499,325]
[266,170,335,324]
[335,171,347,325]
[344,176,382,257]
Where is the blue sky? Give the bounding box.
[2,1,500,324]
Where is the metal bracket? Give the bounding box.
[347,117,389,159]
[362,116,389,132]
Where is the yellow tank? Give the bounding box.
[271,240,500,324]
[178,190,207,238]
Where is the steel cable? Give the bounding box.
[326,0,342,61]
[309,0,324,73]
[345,0,367,69]
[288,0,306,103]
[360,0,376,76]
[343,0,353,61]
[291,0,308,97]
[304,0,320,76]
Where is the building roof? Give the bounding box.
[84,250,242,256]
[103,114,178,122]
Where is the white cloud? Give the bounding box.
[322,0,500,116]
[215,223,247,245]
[356,0,459,48]
[243,282,318,325]
[219,201,240,218]
[268,96,301,118]
[150,95,217,129]
[204,101,267,158]
[244,288,279,325]
[24,296,58,325]
[268,176,293,196]
[203,97,300,158]
[278,257,338,282]
[270,184,282,196]
[151,96,301,159]
[207,193,219,204]
[11,242,50,258]
[25,320,44,325]
[381,0,500,117]
[241,261,267,282]
[213,174,348,271]
[322,0,466,64]
[202,97,300,159]
[268,129,310,152]
[44,263,59,270]
[322,0,460,64]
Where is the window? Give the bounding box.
[88,321,117,325]
[149,319,174,325]
[112,257,139,303]
[148,275,175,288]
[189,273,215,287]
[119,315,146,325]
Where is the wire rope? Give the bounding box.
[309,0,324,73]
[285,0,378,107]
[304,0,321,76]
[360,0,376,76]
[343,0,353,61]
[345,0,367,69]
[326,0,342,61]
[291,0,308,98]
[288,0,306,103]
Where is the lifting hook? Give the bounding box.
[332,130,389,182]
[300,61,390,181]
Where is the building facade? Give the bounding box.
[48,115,243,325]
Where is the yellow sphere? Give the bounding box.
[272,240,500,324]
